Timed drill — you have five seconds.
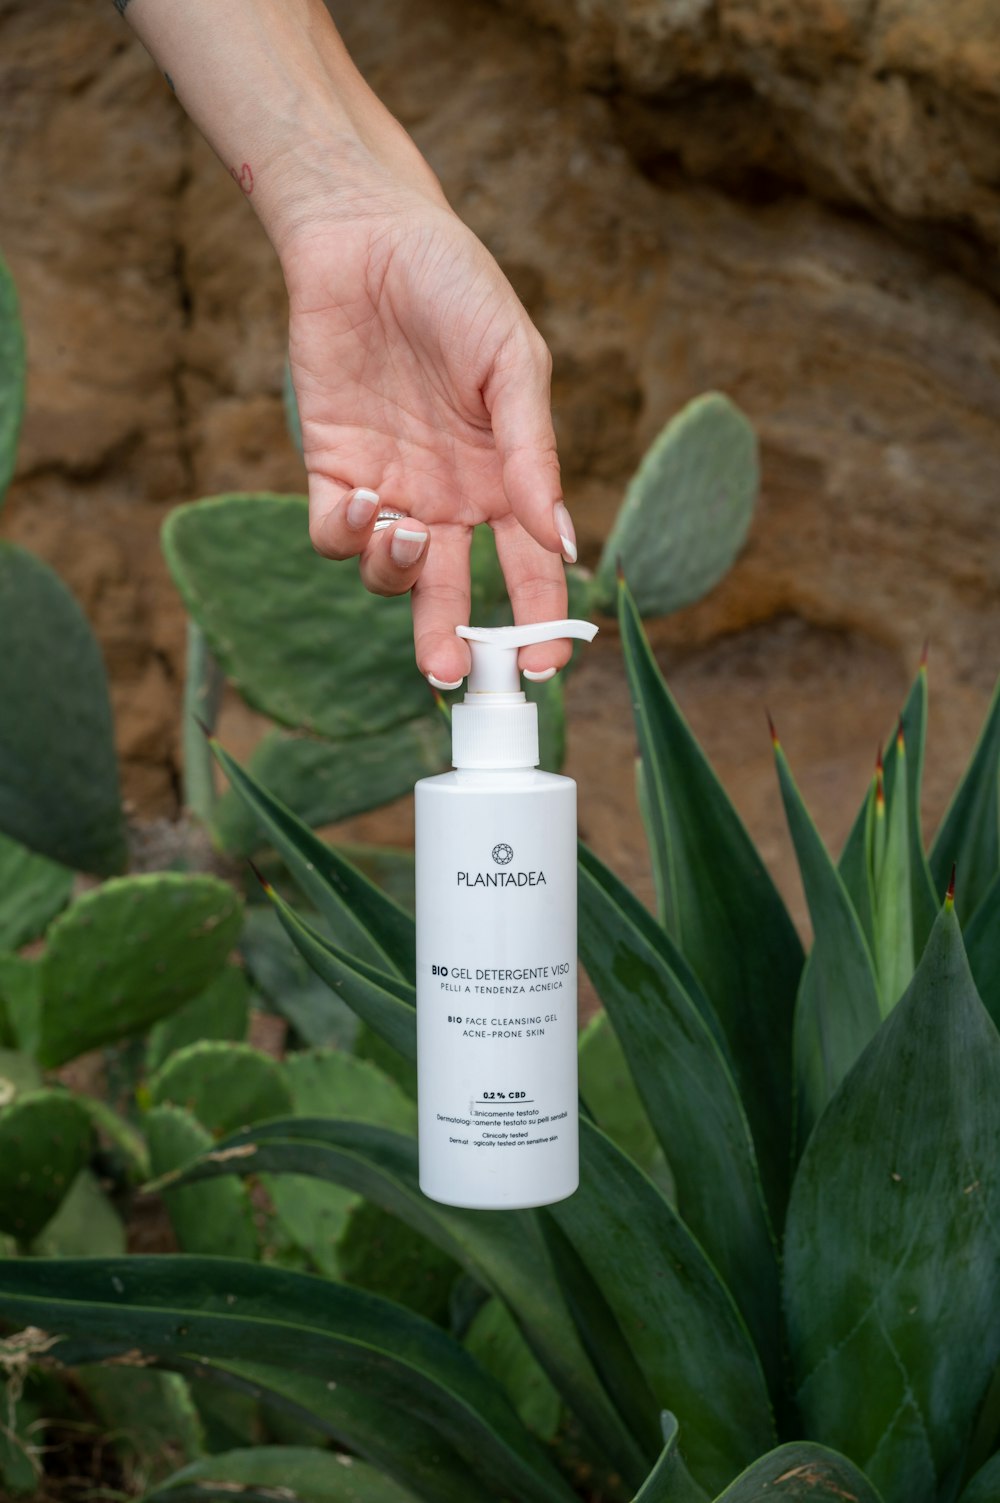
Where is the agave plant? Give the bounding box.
[2,579,1000,1503]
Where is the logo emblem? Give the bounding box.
[491,842,514,866]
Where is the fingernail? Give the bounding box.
[390,528,429,567]
[553,501,577,564]
[428,673,464,691]
[523,667,557,682]
[346,488,380,528]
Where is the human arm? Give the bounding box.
[117,0,577,685]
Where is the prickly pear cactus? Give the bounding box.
[149,1040,292,1137]
[0,954,39,1052]
[146,1103,258,1259]
[0,545,126,877]
[213,716,448,858]
[0,252,25,504]
[163,495,426,739]
[145,964,252,1076]
[31,1169,125,1257]
[0,1089,92,1242]
[35,874,243,1068]
[265,1050,415,1278]
[593,391,758,617]
[0,834,73,952]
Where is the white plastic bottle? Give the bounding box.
[415,618,598,1210]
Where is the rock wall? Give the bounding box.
[2,0,999,920]
[504,0,1000,287]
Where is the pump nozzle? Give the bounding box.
[450,619,598,768]
[456,619,599,695]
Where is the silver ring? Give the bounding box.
[372,508,406,533]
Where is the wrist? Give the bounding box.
[260,105,449,263]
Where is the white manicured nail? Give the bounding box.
[428,674,464,691]
[390,528,428,567]
[346,488,380,528]
[553,501,577,564]
[523,667,557,682]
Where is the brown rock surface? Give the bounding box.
[2,0,999,917]
[505,0,1000,281]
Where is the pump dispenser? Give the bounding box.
[451,621,599,770]
[415,619,597,1210]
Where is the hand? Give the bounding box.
[281,190,577,688]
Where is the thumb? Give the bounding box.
[485,327,578,565]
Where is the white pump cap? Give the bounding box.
[450,619,599,769]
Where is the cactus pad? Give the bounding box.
[0,544,126,876]
[31,1169,125,1257]
[0,1089,93,1240]
[594,392,758,617]
[213,716,448,858]
[146,964,252,1076]
[37,874,243,1068]
[0,253,25,504]
[146,1103,258,1259]
[0,833,74,952]
[163,495,427,739]
[266,1050,415,1277]
[149,1040,292,1137]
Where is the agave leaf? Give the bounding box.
[213,718,447,859]
[872,726,916,1013]
[148,1117,649,1487]
[578,846,780,1394]
[537,1210,663,1460]
[239,905,359,1050]
[0,254,25,504]
[167,1359,487,1503]
[213,739,414,980]
[144,1443,420,1502]
[839,660,936,954]
[771,734,881,1141]
[619,579,802,1217]
[784,900,1000,1503]
[838,768,877,950]
[960,1452,1000,1503]
[577,1010,674,1201]
[549,1120,776,1495]
[884,657,937,953]
[0,1256,575,1503]
[631,1414,708,1503]
[261,882,416,1063]
[930,673,1000,923]
[711,1442,883,1501]
[965,870,1000,1032]
[0,544,126,876]
[464,1297,561,1441]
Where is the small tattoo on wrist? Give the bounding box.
[229,162,254,196]
[113,0,132,14]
